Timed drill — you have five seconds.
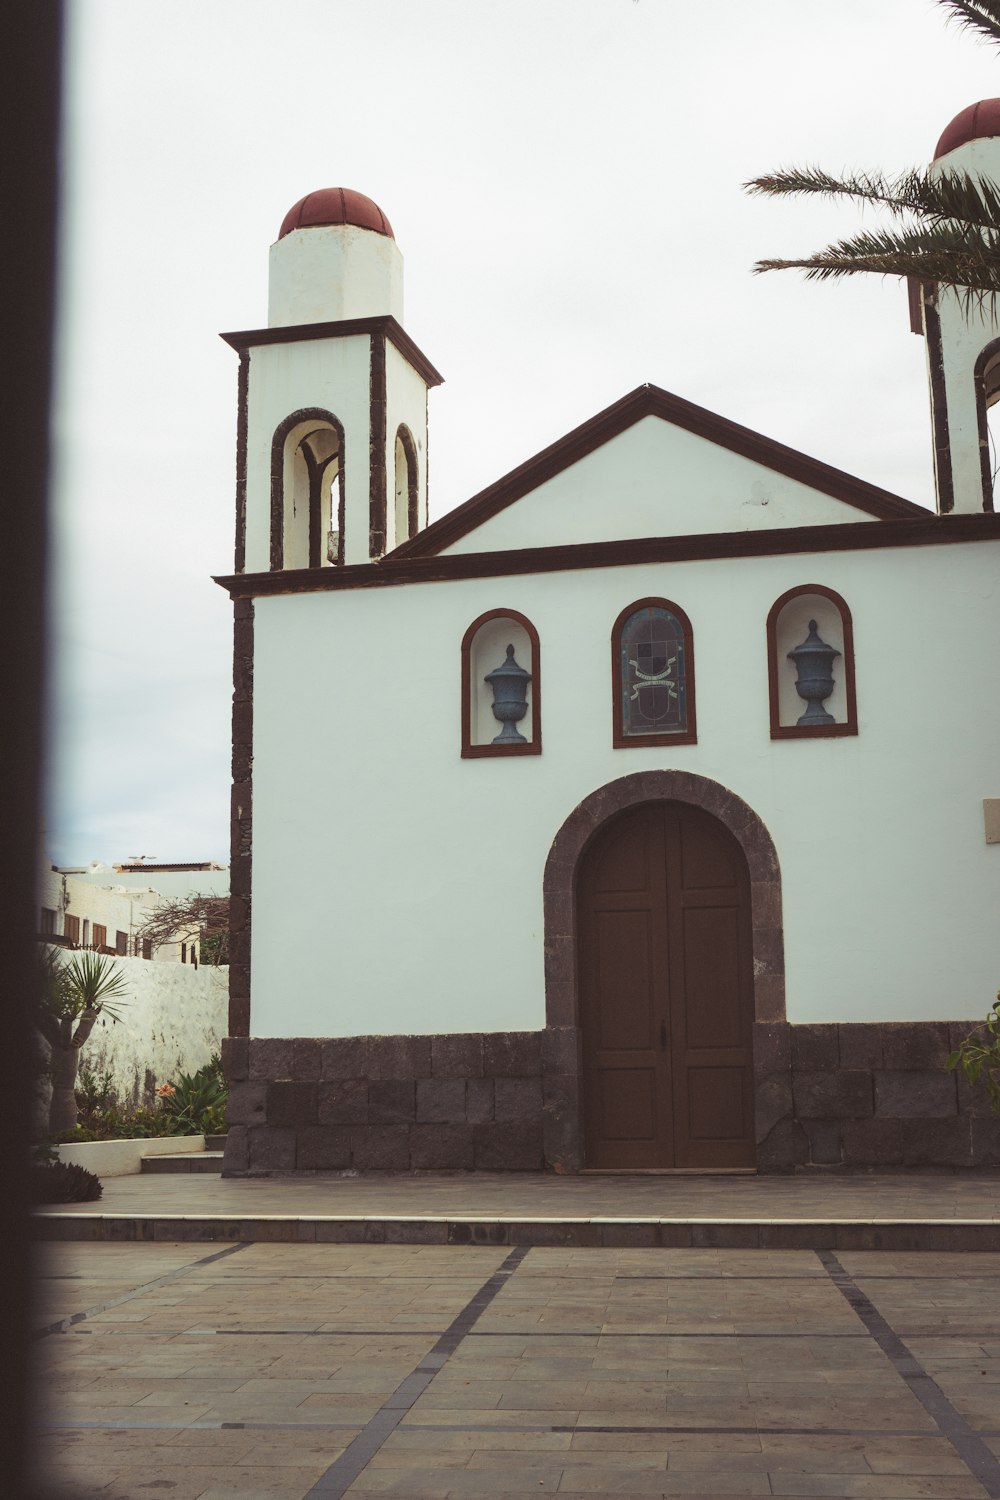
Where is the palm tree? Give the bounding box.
[746,1,1000,302]
[35,949,129,1134]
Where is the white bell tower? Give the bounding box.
[223,188,443,571]
[915,102,1000,515]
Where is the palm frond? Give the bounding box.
[746,167,1000,232]
[753,219,1000,314]
[938,0,1000,47]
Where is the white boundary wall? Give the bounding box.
[63,956,228,1106]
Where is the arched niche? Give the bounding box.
[767,584,857,738]
[393,425,419,548]
[269,408,345,571]
[543,770,785,1030]
[974,337,1000,512]
[611,598,696,747]
[461,609,541,758]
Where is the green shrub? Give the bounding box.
[68,1076,186,1142]
[157,1056,228,1135]
[49,1124,100,1145]
[32,1160,103,1203]
[948,996,1000,1114]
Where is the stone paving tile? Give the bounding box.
[34,1241,1000,1499]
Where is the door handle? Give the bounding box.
[659,1020,668,1050]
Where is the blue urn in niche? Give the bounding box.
[485,643,531,744]
[787,619,840,725]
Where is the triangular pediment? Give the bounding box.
[391,385,924,559]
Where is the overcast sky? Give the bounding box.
[45,0,1000,867]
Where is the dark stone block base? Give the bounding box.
[755,1019,996,1171]
[222,1019,997,1176]
[222,1029,580,1176]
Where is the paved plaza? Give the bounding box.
[32,1230,1000,1498]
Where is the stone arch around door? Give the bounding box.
[540,771,784,1172]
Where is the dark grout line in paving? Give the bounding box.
[32,1241,250,1340]
[817,1247,1000,1498]
[465,1330,872,1339]
[302,1246,530,1497]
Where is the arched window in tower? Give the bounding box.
[270,409,345,570]
[394,425,419,547]
[975,339,1000,509]
[461,609,541,758]
[766,584,857,738]
[612,599,696,747]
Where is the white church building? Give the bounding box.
[217,105,1000,1175]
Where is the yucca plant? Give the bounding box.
[35,948,130,1135]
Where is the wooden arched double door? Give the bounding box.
[578,801,756,1169]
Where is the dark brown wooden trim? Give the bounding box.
[972,336,1000,514]
[460,608,542,758]
[214,512,1000,600]
[543,772,785,1036]
[230,599,254,1038]
[424,389,430,530]
[610,597,697,748]
[765,584,858,740]
[923,286,955,514]
[396,423,419,542]
[235,350,249,573]
[220,313,444,388]
[392,384,926,561]
[269,408,345,572]
[369,334,387,558]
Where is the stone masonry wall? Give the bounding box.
[223,1020,999,1175]
[755,1021,1000,1170]
[222,1029,581,1176]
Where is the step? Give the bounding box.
[31,1211,1000,1250]
[139,1152,224,1174]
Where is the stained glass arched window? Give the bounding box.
[612,599,696,747]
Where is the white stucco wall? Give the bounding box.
[439,417,880,555]
[62,956,228,1106]
[244,335,372,570]
[268,224,403,327]
[248,535,1000,1036]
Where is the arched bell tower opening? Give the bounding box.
[393,424,419,547]
[270,409,345,570]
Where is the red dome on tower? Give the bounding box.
[934,99,1000,158]
[278,188,394,241]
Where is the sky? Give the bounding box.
[45,0,1000,867]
